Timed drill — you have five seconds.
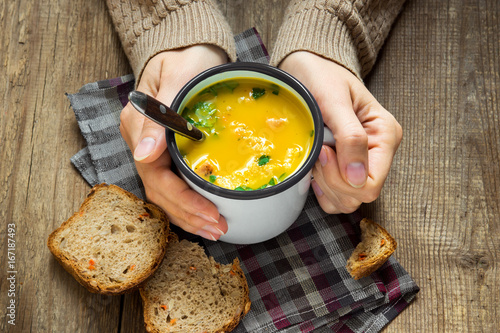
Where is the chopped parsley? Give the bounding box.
[271,84,280,95]
[234,174,286,191]
[235,185,253,191]
[189,101,217,128]
[257,155,270,166]
[251,87,266,99]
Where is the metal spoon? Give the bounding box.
[128,90,205,142]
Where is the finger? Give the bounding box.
[366,113,403,179]
[312,147,362,213]
[311,178,341,214]
[358,123,401,203]
[311,178,361,214]
[316,131,393,207]
[172,214,228,241]
[130,75,176,163]
[139,162,228,239]
[322,88,369,189]
[120,102,144,145]
[131,79,184,163]
[133,117,168,162]
[349,79,404,187]
[159,188,228,241]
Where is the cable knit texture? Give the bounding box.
[270,0,406,79]
[106,0,236,81]
[106,0,405,82]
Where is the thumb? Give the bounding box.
[132,75,174,164]
[323,93,369,189]
[133,118,167,163]
[335,121,369,188]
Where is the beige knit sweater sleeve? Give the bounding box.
[270,0,406,79]
[105,0,236,81]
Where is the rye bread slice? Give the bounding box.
[346,218,397,280]
[48,183,170,294]
[140,239,251,333]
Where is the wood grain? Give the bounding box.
[0,0,498,332]
[362,0,500,331]
[0,0,129,332]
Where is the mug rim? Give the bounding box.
[167,62,324,200]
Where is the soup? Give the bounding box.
[175,78,314,191]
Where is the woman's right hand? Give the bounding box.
[119,45,228,241]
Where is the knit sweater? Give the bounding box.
[106,0,405,82]
[105,0,237,82]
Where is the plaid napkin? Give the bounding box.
[68,28,419,333]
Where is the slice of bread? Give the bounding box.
[140,239,251,333]
[346,218,397,280]
[48,183,170,294]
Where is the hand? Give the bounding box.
[279,52,403,214]
[119,45,228,240]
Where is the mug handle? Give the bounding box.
[323,127,336,146]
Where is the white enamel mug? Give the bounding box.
[167,63,334,244]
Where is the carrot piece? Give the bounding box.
[380,239,386,247]
[89,259,95,265]
[170,318,177,325]
[160,305,167,310]
[358,253,367,261]
[130,264,136,271]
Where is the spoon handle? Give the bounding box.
[128,91,205,142]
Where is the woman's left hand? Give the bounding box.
[279,51,403,214]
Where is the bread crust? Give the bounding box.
[47,183,170,295]
[215,258,251,333]
[346,218,397,280]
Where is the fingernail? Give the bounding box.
[195,230,218,241]
[318,147,328,167]
[134,137,156,161]
[196,212,219,224]
[202,224,225,236]
[311,180,323,197]
[346,162,367,188]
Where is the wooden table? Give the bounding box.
[1,0,498,332]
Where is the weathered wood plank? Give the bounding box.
[363,1,500,332]
[0,0,130,332]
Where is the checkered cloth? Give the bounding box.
[69,28,419,333]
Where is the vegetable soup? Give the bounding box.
[175,78,314,191]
